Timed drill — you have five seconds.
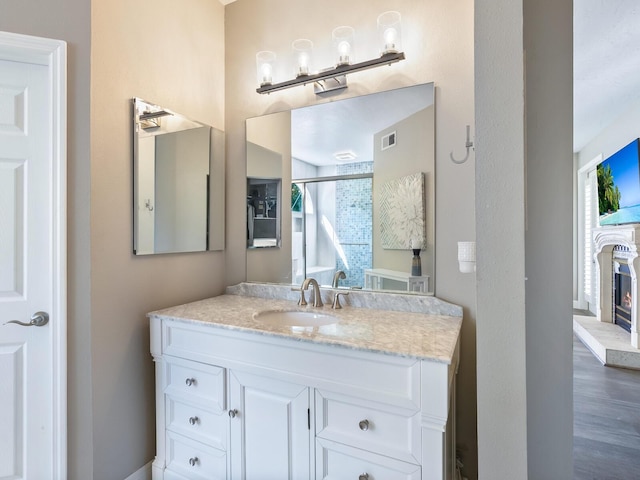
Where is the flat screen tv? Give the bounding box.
[598,138,640,226]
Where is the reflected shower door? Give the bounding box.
[293,176,372,288]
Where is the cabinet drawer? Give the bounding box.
[162,321,420,409]
[316,391,420,464]
[164,356,225,410]
[166,431,226,480]
[316,438,421,480]
[166,397,227,451]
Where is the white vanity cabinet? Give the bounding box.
[150,313,459,480]
[161,356,227,479]
[228,370,312,479]
[315,390,422,479]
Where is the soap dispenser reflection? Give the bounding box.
[410,238,422,276]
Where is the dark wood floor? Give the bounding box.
[573,336,640,479]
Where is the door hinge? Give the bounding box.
[307,408,311,430]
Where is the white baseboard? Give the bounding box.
[124,461,152,480]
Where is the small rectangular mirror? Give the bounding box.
[247,177,281,248]
[246,140,284,249]
[133,98,224,255]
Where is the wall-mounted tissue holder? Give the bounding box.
[458,241,476,273]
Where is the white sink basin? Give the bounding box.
[253,310,339,327]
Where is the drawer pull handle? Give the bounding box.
[188,416,199,425]
[358,419,370,431]
[188,457,199,467]
[229,409,238,418]
[359,474,369,480]
[185,378,196,387]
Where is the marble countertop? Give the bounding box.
[148,284,462,364]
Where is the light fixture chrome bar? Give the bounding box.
[314,75,347,94]
[256,52,405,95]
[139,110,172,120]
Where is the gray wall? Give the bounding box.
[90,1,225,478]
[524,1,573,477]
[7,1,584,479]
[0,3,93,478]
[2,1,225,478]
[225,0,478,476]
[574,75,640,311]
[373,107,435,284]
[577,94,640,169]
[475,0,573,478]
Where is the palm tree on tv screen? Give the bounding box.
[597,163,621,214]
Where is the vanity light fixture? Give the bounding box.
[256,50,276,86]
[292,39,313,77]
[333,26,355,66]
[138,109,173,130]
[377,11,402,55]
[256,13,405,95]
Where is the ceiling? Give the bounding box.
[574,1,640,152]
[291,84,432,167]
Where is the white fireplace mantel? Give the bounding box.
[594,224,640,348]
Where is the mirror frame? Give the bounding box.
[247,177,282,248]
[132,98,225,255]
[245,83,435,294]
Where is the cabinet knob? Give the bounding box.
[358,419,370,431]
[185,377,196,387]
[229,409,238,418]
[188,457,199,467]
[359,474,369,480]
[188,416,199,425]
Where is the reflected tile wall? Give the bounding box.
[335,162,373,288]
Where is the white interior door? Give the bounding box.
[0,32,66,480]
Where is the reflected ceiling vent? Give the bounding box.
[381,131,397,150]
[333,150,357,162]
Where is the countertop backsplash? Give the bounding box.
[226,282,463,317]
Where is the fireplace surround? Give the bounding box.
[594,224,640,348]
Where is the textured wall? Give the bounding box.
[225,0,477,476]
[523,0,573,477]
[475,0,528,475]
[475,0,573,478]
[90,1,226,478]
[0,3,93,478]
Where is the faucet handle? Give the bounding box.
[291,287,307,306]
[332,291,349,309]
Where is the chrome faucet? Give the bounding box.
[332,270,346,288]
[301,278,323,307]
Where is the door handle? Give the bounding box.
[4,311,49,327]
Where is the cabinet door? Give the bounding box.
[229,370,311,479]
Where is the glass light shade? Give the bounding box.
[292,39,313,77]
[377,11,402,55]
[332,26,355,66]
[256,51,276,86]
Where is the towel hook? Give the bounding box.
[450,125,474,164]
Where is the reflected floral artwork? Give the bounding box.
[379,172,426,249]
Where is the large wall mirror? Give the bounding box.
[246,83,435,294]
[133,98,225,255]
